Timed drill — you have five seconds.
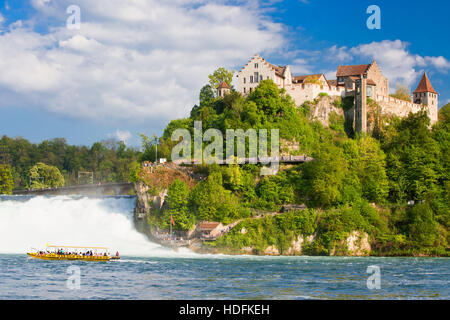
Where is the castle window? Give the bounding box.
[243,77,246,84]
[260,75,263,82]
[243,87,246,93]
[250,76,253,83]
[254,72,259,83]
[255,63,258,68]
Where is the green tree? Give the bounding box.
[191,172,241,223]
[390,83,411,102]
[381,111,441,202]
[343,136,389,203]
[129,161,141,183]
[302,143,351,208]
[438,103,450,124]
[0,164,14,194]
[165,179,195,231]
[208,67,235,90]
[139,133,160,162]
[407,203,439,247]
[29,162,65,189]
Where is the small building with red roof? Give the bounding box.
[217,81,231,97]
[413,72,438,108]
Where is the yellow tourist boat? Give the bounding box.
[27,244,120,261]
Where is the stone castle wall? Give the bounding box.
[286,83,345,106]
[367,61,389,96]
[374,94,437,123]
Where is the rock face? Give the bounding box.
[134,181,151,216]
[236,232,370,257]
[241,246,255,254]
[346,231,371,256]
[152,189,168,210]
[285,235,304,255]
[133,181,168,217]
[309,96,344,127]
[264,245,280,255]
[330,231,371,256]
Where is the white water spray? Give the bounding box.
[0,195,196,257]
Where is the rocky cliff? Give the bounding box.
[308,96,345,127]
[234,231,371,256]
[134,181,151,216]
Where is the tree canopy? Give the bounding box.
[0,164,14,194]
[208,67,235,90]
[0,136,140,189]
[29,162,65,189]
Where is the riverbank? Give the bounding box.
[132,179,449,258]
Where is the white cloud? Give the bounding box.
[348,40,449,89]
[323,70,336,80]
[59,35,102,52]
[290,58,312,74]
[423,56,450,70]
[0,0,286,125]
[31,0,52,9]
[328,45,352,63]
[109,129,132,143]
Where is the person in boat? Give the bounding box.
[116,251,120,257]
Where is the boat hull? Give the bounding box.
[27,252,111,262]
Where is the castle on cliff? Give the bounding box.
[236,54,439,132]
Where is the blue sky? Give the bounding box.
[0,0,449,147]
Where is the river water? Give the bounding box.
[0,195,448,300]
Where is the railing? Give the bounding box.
[173,155,313,165]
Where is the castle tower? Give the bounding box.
[413,72,438,123]
[355,74,368,133]
[217,81,231,98]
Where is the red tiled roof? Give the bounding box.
[218,81,230,89]
[413,72,437,94]
[336,64,370,77]
[328,79,346,87]
[292,74,325,83]
[198,222,221,230]
[267,62,287,78]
